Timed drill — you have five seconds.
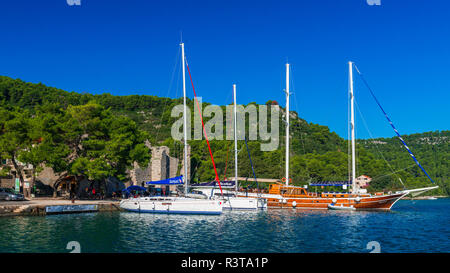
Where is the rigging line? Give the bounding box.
[244,137,260,196]
[354,98,398,175]
[225,86,234,141]
[353,64,435,184]
[352,95,359,181]
[354,97,407,189]
[225,86,233,110]
[370,164,416,182]
[290,65,306,155]
[236,143,246,156]
[154,47,181,144]
[222,90,238,180]
[185,57,223,195]
[222,140,231,181]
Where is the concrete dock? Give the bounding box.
[0,198,123,217]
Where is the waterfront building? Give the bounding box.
[355,175,372,188]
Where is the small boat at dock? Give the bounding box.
[327,203,356,211]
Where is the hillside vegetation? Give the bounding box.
[0,76,447,195]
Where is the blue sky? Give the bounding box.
[0,0,448,139]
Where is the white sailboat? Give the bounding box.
[119,195,223,214]
[119,42,224,215]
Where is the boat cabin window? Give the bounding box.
[215,193,235,197]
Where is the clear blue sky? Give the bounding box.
[0,0,448,139]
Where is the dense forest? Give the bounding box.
[0,76,448,195]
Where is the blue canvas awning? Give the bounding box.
[122,185,147,192]
[310,181,352,187]
[191,180,236,188]
[145,175,184,185]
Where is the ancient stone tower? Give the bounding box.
[130,142,190,186]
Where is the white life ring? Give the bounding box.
[292,201,297,207]
[355,196,361,202]
[332,198,337,204]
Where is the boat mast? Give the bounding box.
[233,84,238,192]
[349,61,357,194]
[285,63,290,186]
[181,42,189,195]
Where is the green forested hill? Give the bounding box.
[360,131,449,194]
[0,76,447,195]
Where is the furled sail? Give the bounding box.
[146,175,185,185]
[191,181,236,188]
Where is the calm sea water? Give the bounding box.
[0,199,449,253]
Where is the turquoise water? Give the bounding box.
[0,199,449,253]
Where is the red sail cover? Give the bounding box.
[185,58,223,195]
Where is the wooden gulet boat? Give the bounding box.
[237,62,438,210]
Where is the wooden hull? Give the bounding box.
[238,193,407,210]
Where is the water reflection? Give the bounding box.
[0,199,448,253]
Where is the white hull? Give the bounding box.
[193,188,267,210]
[120,197,223,215]
[222,197,267,210]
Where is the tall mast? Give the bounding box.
[285,63,290,186]
[349,61,357,194]
[233,84,238,192]
[181,42,189,195]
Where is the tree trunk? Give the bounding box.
[11,154,24,189]
[31,166,36,198]
[52,183,58,198]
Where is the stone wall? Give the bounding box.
[0,175,14,188]
[130,144,189,186]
